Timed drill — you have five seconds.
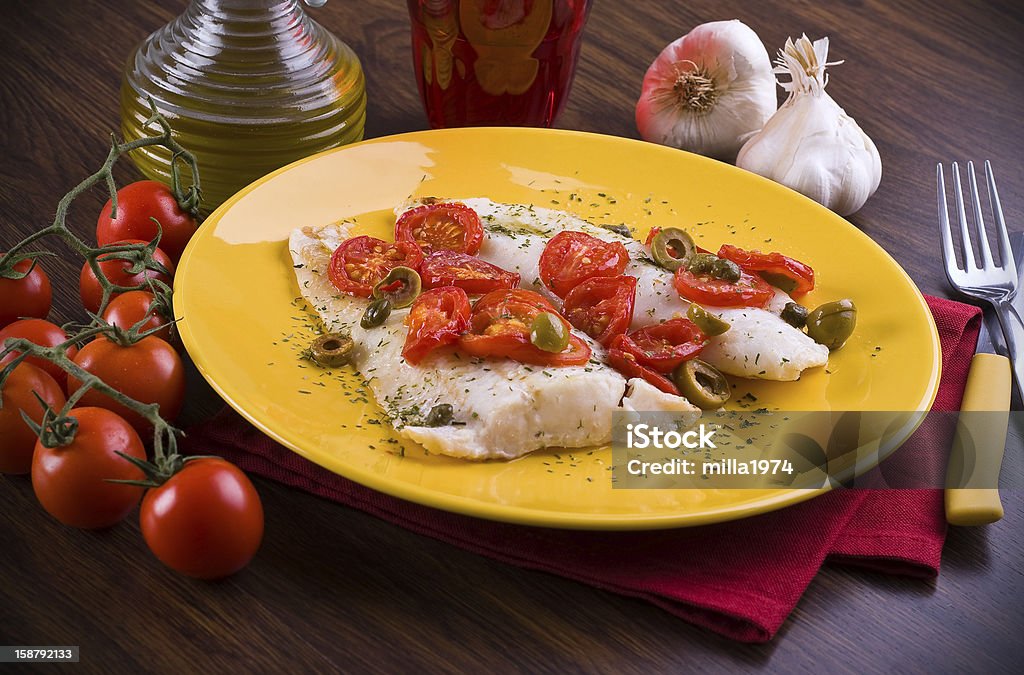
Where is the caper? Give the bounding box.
[651,227,696,271]
[672,359,731,410]
[602,224,632,238]
[806,299,857,350]
[780,302,809,329]
[686,252,719,275]
[687,304,730,336]
[710,257,741,282]
[308,332,354,367]
[530,312,570,353]
[424,403,454,427]
[360,298,392,329]
[372,266,421,308]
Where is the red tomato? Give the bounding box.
[402,286,472,365]
[140,458,263,579]
[79,239,175,313]
[615,318,706,373]
[0,362,66,474]
[102,290,174,343]
[562,276,637,346]
[539,231,630,298]
[458,289,591,366]
[0,319,78,391]
[606,340,679,395]
[31,407,146,529]
[717,244,815,297]
[328,236,424,298]
[644,227,662,247]
[67,335,185,434]
[96,180,198,263]
[419,250,520,294]
[395,202,484,255]
[0,257,52,327]
[673,266,774,308]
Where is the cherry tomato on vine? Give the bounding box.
[0,319,78,391]
[395,202,484,255]
[79,239,175,314]
[31,407,146,529]
[328,236,424,298]
[67,335,185,434]
[562,276,637,346]
[102,290,174,344]
[0,257,52,328]
[0,362,66,474]
[539,231,630,298]
[140,458,264,580]
[96,180,198,263]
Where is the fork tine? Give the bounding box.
[967,161,995,268]
[952,162,976,270]
[937,164,959,278]
[985,160,1015,278]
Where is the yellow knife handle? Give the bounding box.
[945,352,1011,526]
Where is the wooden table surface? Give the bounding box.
[2,0,1023,672]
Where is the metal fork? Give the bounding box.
[938,160,1023,401]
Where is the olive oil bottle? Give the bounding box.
[120,0,366,213]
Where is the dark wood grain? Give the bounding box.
[1,0,1023,672]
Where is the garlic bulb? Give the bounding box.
[635,20,777,162]
[736,35,881,216]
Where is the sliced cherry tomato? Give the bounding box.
[67,335,185,434]
[717,244,815,297]
[140,457,263,580]
[0,256,52,327]
[79,239,175,313]
[402,286,472,365]
[0,362,66,475]
[615,318,706,373]
[458,289,591,366]
[606,340,679,395]
[395,202,484,255]
[539,231,630,298]
[0,319,78,392]
[419,250,520,294]
[31,407,146,529]
[644,227,662,247]
[102,290,175,344]
[562,276,637,347]
[673,266,774,308]
[328,235,424,298]
[96,180,198,263]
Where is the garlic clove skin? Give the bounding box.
[736,36,882,216]
[636,20,777,162]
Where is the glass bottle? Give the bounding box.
[120,0,366,212]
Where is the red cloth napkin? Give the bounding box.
[183,296,980,643]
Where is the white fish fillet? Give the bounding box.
[289,222,699,460]
[397,198,829,381]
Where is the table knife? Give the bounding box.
[945,307,1011,526]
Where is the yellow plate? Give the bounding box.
[174,128,940,529]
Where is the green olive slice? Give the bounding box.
[651,227,696,271]
[530,312,570,353]
[309,332,354,367]
[360,298,392,329]
[372,266,422,309]
[673,359,731,409]
[780,302,808,329]
[687,304,730,336]
[806,299,857,350]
